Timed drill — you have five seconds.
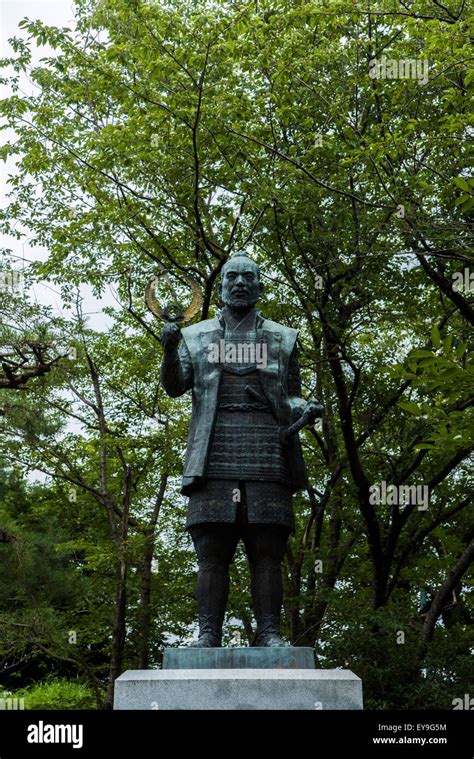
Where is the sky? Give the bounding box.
[0,0,115,328]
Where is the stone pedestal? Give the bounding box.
[114,648,363,710]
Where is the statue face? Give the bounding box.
[219,258,263,310]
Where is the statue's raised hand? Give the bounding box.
[160,323,181,353]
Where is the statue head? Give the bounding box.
[218,253,263,311]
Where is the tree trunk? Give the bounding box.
[104,466,131,710]
[418,537,474,663]
[137,474,168,669]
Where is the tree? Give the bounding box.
[0,290,66,389]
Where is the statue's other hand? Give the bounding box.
[303,399,323,423]
[160,322,182,352]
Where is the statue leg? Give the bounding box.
[189,524,239,647]
[243,524,290,647]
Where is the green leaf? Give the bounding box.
[431,324,441,348]
[455,342,467,359]
[453,177,471,193]
[398,401,422,415]
[443,335,453,355]
[410,349,435,359]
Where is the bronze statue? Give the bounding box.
[159,253,322,647]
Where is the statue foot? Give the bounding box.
[189,633,221,648]
[254,632,289,647]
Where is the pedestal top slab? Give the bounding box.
[114,668,363,710]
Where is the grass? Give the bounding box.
[6,677,96,710]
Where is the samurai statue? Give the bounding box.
[160,253,322,647]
